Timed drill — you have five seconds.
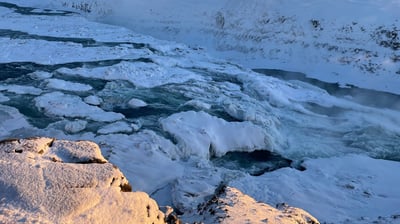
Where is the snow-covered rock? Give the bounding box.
[0,137,166,224]
[35,92,124,122]
[187,186,319,224]
[161,111,273,159]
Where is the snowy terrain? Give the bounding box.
[98,0,400,95]
[0,1,400,223]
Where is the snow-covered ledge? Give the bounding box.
[0,137,319,223]
[0,137,166,223]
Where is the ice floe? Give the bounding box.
[161,111,272,159]
[0,84,42,95]
[97,121,132,134]
[83,95,103,106]
[57,61,206,88]
[35,91,124,122]
[128,98,147,108]
[46,78,93,92]
[64,119,87,133]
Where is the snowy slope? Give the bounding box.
[96,0,400,94]
[10,0,400,95]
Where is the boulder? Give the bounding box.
[0,137,166,224]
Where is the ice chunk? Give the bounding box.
[184,99,211,110]
[0,105,32,139]
[64,120,87,133]
[128,98,147,108]
[84,95,103,106]
[161,111,272,159]
[28,71,53,80]
[0,84,42,95]
[95,131,184,193]
[97,121,132,134]
[35,92,124,122]
[57,61,205,88]
[46,79,93,92]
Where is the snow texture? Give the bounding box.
[46,78,93,92]
[231,154,400,224]
[161,111,272,159]
[35,92,124,122]
[0,137,166,224]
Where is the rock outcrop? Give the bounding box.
[0,137,166,224]
[0,137,319,224]
[192,185,319,224]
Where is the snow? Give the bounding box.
[161,111,272,159]
[0,1,399,223]
[57,61,206,88]
[94,131,184,194]
[184,99,211,110]
[0,104,32,139]
[0,84,42,95]
[99,0,400,95]
[35,92,124,122]
[84,95,103,106]
[231,154,400,224]
[28,71,53,80]
[0,93,9,102]
[64,120,87,133]
[186,186,319,224]
[97,121,132,134]
[128,98,147,108]
[0,137,166,224]
[46,78,93,92]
